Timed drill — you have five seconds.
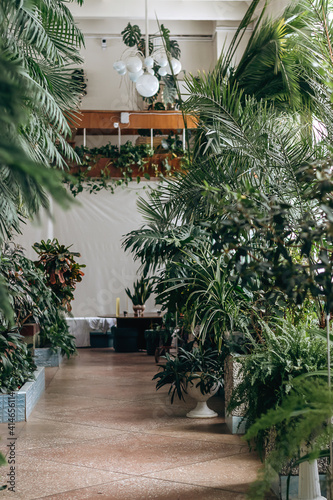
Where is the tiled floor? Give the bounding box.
[0,349,270,499]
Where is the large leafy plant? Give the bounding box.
[153,345,224,403]
[33,239,85,312]
[228,319,329,453]
[0,244,76,357]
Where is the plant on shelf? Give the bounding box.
[125,276,154,316]
[33,238,85,313]
[66,140,187,197]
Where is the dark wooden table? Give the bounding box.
[98,313,164,350]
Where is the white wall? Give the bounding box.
[15,183,158,317]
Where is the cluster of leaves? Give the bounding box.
[153,344,224,402]
[33,239,85,312]
[228,318,330,454]
[0,244,77,358]
[123,1,333,495]
[67,138,187,196]
[38,309,76,358]
[0,0,85,248]
[0,328,36,394]
[125,276,154,306]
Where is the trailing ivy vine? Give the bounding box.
[65,136,188,196]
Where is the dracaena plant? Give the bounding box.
[33,239,85,312]
[125,276,154,306]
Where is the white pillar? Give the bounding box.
[297,459,326,500]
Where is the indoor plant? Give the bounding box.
[33,238,85,313]
[153,344,224,417]
[125,276,154,316]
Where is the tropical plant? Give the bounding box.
[153,345,224,403]
[33,239,85,312]
[0,327,37,394]
[244,373,333,500]
[228,319,330,453]
[0,0,85,243]
[0,244,76,357]
[125,276,154,306]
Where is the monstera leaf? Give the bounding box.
[162,76,178,104]
[121,23,142,48]
[137,36,154,56]
[160,24,181,59]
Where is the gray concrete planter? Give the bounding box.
[224,354,247,434]
[0,367,45,422]
[34,347,64,367]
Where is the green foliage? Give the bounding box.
[244,374,333,500]
[228,319,329,451]
[0,328,36,394]
[33,239,85,312]
[0,244,77,357]
[153,345,224,403]
[125,276,154,306]
[121,23,142,48]
[67,140,187,196]
[38,309,76,358]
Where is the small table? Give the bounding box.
[99,313,164,350]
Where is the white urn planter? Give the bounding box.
[185,374,219,419]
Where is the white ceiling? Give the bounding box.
[69,0,256,24]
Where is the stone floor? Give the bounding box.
[0,348,272,499]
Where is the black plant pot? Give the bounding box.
[144,330,160,356]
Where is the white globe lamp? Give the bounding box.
[126,56,143,74]
[158,67,167,77]
[128,69,144,82]
[144,56,154,68]
[113,60,126,73]
[166,58,182,75]
[136,73,159,98]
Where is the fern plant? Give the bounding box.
[228,318,330,454]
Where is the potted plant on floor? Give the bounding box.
[153,343,224,418]
[125,276,154,316]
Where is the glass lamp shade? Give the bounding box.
[158,67,167,77]
[155,53,168,68]
[118,67,127,76]
[136,73,159,97]
[113,60,126,73]
[166,58,182,75]
[126,56,143,74]
[128,69,144,82]
[147,68,155,75]
[144,56,154,68]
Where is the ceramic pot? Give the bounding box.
[133,304,145,317]
[185,373,219,418]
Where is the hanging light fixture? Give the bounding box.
[113,0,181,98]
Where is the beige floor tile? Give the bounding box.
[18,433,244,476]
[37,476,248,500]
[0,456,127,500]
[146,452,262,492]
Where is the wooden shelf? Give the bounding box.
[70,110,197,135]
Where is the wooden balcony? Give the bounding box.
[70,110,197,136]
